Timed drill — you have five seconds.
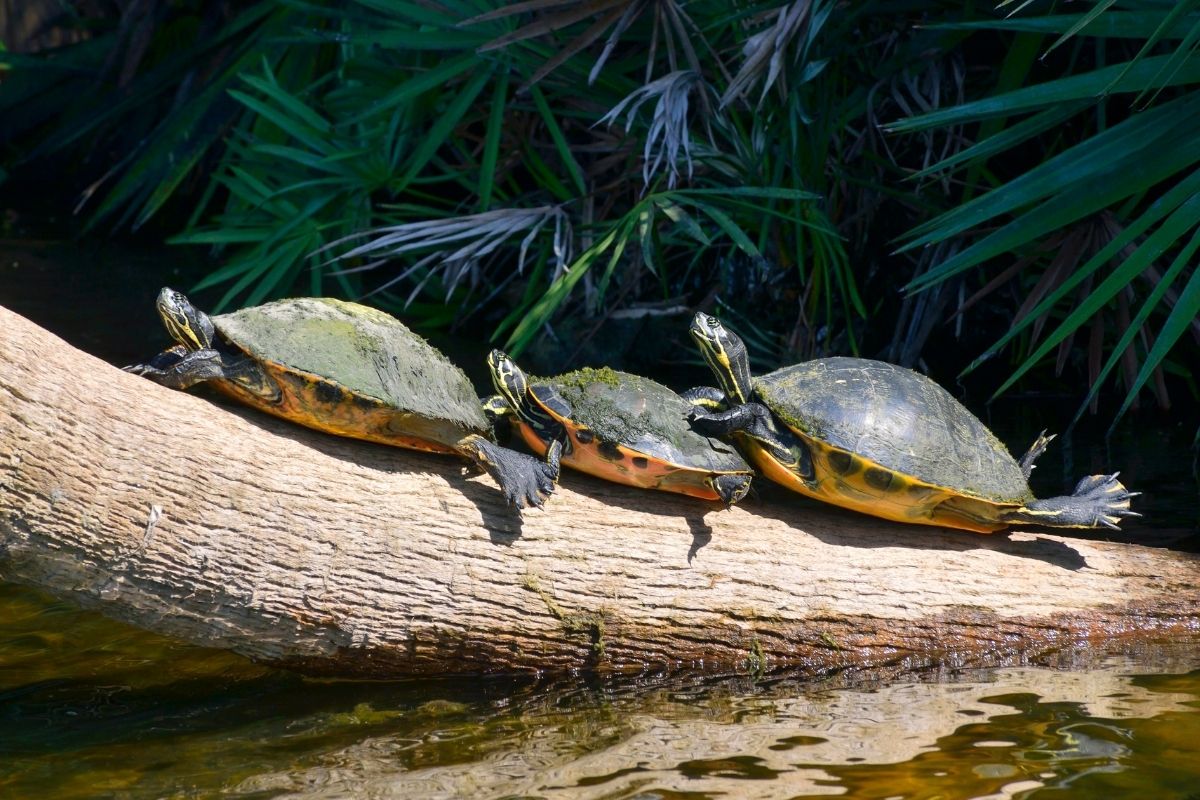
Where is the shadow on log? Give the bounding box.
[1,305,1198,677]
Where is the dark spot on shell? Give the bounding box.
[353,393,378,410]
[598,440,624,461]
[827,450,855,475]
[907,484,937,500]
[575,428,595,444]
[314,380,344,405]
[632,456,650,470]
[863,467,896,492]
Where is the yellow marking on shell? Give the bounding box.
[511,408,743,501]
[209,359,460,454]
[739,431,1013,534]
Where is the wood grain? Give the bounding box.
[1,305,1197,676]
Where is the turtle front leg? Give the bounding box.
[124,348,230,390]
[127,349,276,400]
[680,385,727,411]
[690,402,815,483]
[480,394,514,426]
[127,343,189,372]
[459,435,559,510]
[688,401,773,439]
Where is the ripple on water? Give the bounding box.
[2,592,1200,799]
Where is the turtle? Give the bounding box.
[124,287,558,509]
[684,312,1139,533]
[484,350,754,504]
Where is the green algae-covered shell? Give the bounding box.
[215,297,488,433]
[755,357,1032,503]
[538,367,748,472]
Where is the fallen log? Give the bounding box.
[1,305,1197,677]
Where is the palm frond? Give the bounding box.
[329,206,573,304]
[721,0,831,109]
[598,69,706,189]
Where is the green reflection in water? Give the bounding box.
[1,581,1199,799]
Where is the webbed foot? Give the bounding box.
[1068,472,1142,529]
[123,347,226,390]
[125,344,188,376]
[463,437,558,510]
[1009,472,1141,529]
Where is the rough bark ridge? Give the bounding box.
[1,305,1197,677]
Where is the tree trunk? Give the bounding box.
[1,305,1197,677]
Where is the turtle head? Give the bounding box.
[156,287,215,352]
[487,350,571,448]
[709,473,752,505]
[487,349,531,414]
[689,312,752,405]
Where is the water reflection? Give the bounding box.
[227,661,1200,799]
[2,585,1198,799]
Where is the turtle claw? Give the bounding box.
[1074,473,1141,528]
[1018,429,1056,479]
[1014,472,1141,529]
[508,457,557,511]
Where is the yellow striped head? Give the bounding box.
[689,312,752,405]
[487,349,529,414]
[156,287,215,352]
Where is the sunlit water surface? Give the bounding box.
[0,584,1197,799]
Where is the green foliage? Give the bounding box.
[896,0,1200,426]
[2,0,1199,422]
[2,0,917,359]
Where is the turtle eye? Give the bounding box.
[689,312,721,343]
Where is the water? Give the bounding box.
[1,581,1198,798]
[2,239,1199,796]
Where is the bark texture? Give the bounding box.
[1,305,1198,677]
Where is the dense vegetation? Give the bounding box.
[1,0,1198,429]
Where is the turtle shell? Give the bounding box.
[755,357,1032,504]
[534,367,748,474]
[211,297,488,450]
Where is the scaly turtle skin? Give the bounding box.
[125,288,557,508]
[685,313,1139,533]
[486,351,753,504]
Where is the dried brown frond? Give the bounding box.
[867,47,967,196]
[888,240,963,367]
[461,0,715,93]
[463,0,644,90]
[470,0,630,53]
[953,213,1179,412]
